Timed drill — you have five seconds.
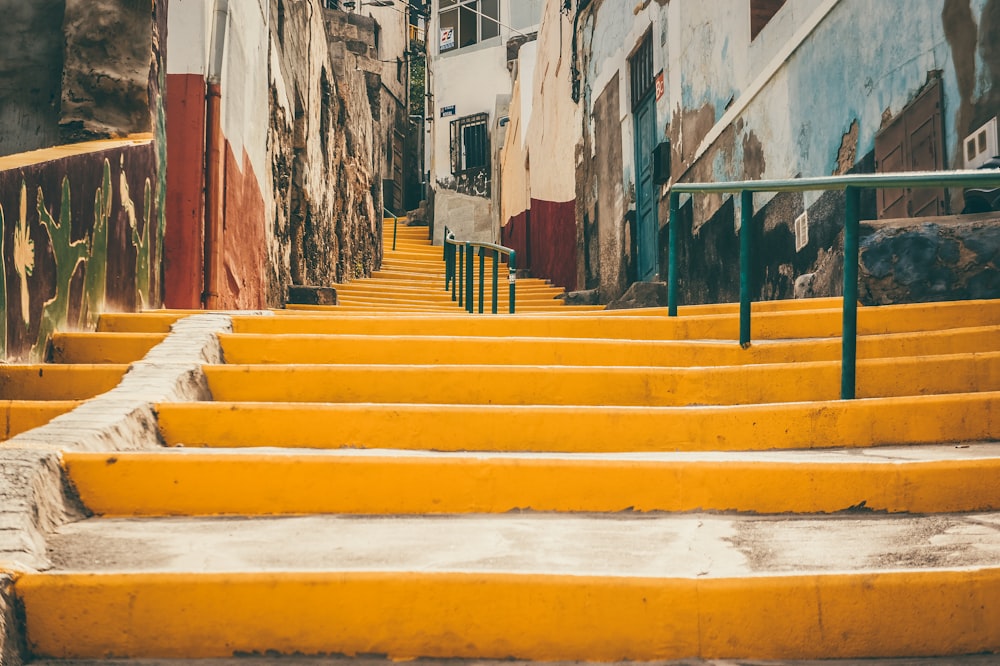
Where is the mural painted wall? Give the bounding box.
[0,139,161,361]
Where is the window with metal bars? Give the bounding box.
[629,30,654,110]
[450,112,490,175]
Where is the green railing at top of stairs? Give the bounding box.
[443,226,517,314]
[666,168,1000,400]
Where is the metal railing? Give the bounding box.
[384,207,401,251]
[443,226,517,314]
[666,169,1000,400]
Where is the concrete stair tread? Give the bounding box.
[40,510,1000,577]
[60,442,1000,515]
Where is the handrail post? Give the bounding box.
[466,242,474,314]
[458,244,465,307]
[739,189,753,347]
[451,244,457,301]
[841,186,861,400]
[508,251,517,314]
[392,213,398,251]
[491,249,499,314]
[667,191,679,316]
[478,248,486,314]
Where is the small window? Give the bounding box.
[439,0,499,52]
[750,0,786,40]
[450,112,490,175]
[629,31,654,110]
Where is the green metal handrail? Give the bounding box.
[384,206,401,251]
[666,168,1000,399]
[443,226,517,314]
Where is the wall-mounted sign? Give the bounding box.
[655,71,665,101]
[440,105,456,118]
[440,27,454,51]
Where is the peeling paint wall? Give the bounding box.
[664,0,999,303]
[539,0,1000,304]
[498,3,582,290]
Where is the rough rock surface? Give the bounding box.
[266,2,384,303]
[565,288,600,305]
[605,281,668,310]
[60,0,156,141]
[859,213,1000,305]
[287,285,337,306]
[0,574,25,666]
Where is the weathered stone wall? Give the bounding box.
[60,0,158,143]
[859,213,1000,305]
[266,1,382,301]
[0,1,65,156]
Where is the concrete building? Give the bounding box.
[499,0,1000,301]
[425,0,544,243]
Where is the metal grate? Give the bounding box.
[629,31,654,109]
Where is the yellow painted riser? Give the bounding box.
[218,326,1000,366]
[0,365,128,400]
[15,569,1000,660]
[63,450,1000,515]
[203,353,1000,406]
[155,392,1000,453]
[49,333,166,364]
[0,400,81,440]
[233,299,1000,338]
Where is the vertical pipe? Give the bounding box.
[458,245,464,307]
[667,191,679,316]
[466,242,474,314]
[491,249,499,314]
[508,251,517,314]
[841,186,860,400]
[203,83,224,309]
[478,248,485,314]
[739,189,753,347]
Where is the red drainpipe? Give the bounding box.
[203,82,223,309]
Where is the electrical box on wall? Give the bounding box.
[964,117,998,169]
[652,139,671,185]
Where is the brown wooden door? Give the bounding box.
[875,77,945,218]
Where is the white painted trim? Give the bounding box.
[680,0,841,180]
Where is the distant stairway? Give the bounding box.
[293,219,602,314]
[9,290,1000,662]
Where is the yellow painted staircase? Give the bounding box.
[291,221,603,313]
[5,246,1000,661]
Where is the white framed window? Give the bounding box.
[439,0,499,52]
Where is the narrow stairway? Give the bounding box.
[6,283,1000,661]
[298,220,603,313]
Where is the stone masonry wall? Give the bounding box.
[266,0,383,302]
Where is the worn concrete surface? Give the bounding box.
[44,510,1000,578]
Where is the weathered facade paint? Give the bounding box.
[0,139,162,361]
[497,0,999,304]
[164,73,207,309]
[497,2,581,290]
